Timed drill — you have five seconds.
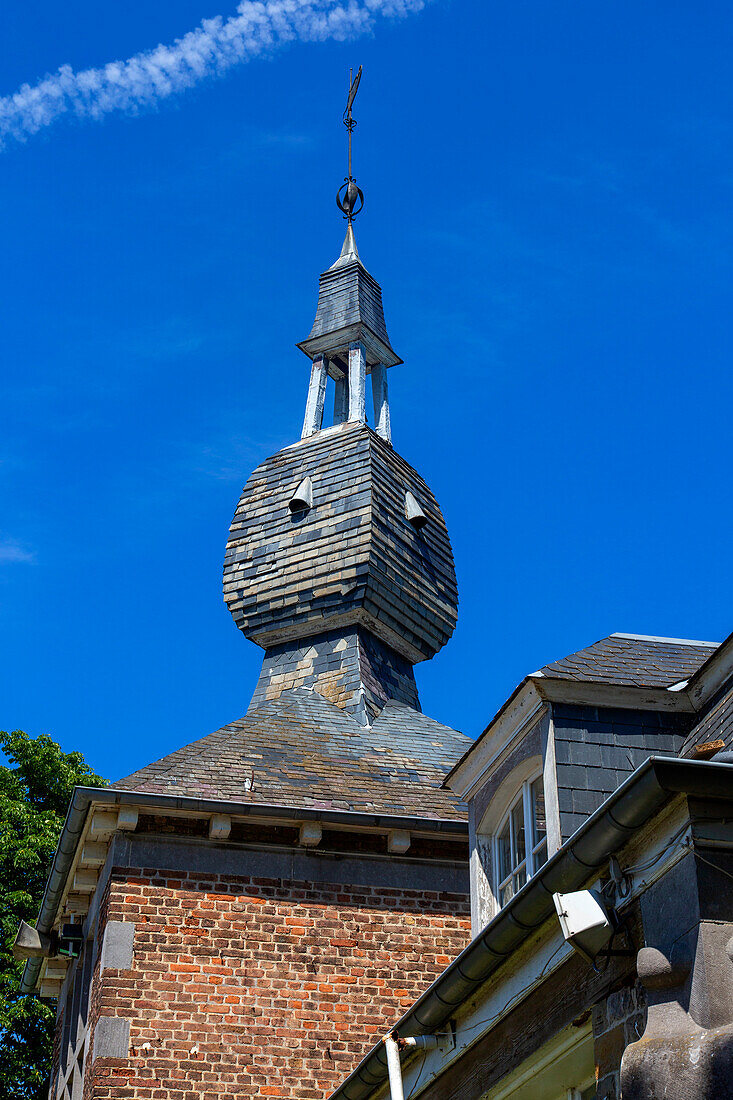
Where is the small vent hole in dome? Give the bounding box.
[405,490,427,530]
[289,476,313,513]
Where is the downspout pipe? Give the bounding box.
[383,1033,440,1100]
[383,1034,404,1100]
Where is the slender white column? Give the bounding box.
[371,363,391,442]
[347,342,366,423]
[301,355,327,438]
[333,376,348,425]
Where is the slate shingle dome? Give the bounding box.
[223,420,458,664]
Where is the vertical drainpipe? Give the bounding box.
[383,1034,405,1100]
[382,1034,440,1100]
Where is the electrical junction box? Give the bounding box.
[552,889,613,963]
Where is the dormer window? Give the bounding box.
[495,776,548,908]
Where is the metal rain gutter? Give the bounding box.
[328,756,733,1100]
[21,785,468,995]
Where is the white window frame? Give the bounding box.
[493,775,548,909]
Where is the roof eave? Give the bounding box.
[444,678,543,799]
[296,326,402,369]
[21,786,468,994]
[534,674,696,713]
[686,629,733,710]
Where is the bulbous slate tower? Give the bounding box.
[223,225,459,726]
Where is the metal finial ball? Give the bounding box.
[336,179,364,221]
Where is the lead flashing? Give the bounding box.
[611,632,721,647]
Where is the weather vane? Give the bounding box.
[336,66,364,223]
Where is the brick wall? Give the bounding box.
[86,867,470,1099]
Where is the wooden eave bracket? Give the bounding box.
[388,829,411,854]
[299,821,323,848]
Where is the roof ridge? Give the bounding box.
[610,632,720,648]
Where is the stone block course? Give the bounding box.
[592,979,646,1100]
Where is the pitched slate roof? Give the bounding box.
[536,633,718,689]
[112,690,469,820]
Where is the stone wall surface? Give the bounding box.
[84,866,471,1099]
[592,980,647,1100]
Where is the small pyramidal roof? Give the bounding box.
[296,224,402,369]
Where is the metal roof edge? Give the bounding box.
[75,787,470,833]
[686,630,733,710]
[610,632,721,647]
[327,757,733,1100]
[21,788,468,995]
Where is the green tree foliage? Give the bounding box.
[0,729,104,1100]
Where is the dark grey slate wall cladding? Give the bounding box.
[680,680,733,757]
[249,626,420,725]
[553,704,691,841]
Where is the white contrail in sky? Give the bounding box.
[0,0,424,147]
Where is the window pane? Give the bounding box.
[534,839,548,871]
[512,798,526,865]
[497,820,511,883]
[500,879,514,907]
[531,777,546,844]
[513,864,527,893]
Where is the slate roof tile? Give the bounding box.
[112,690,469,820]
[537,634,718,688]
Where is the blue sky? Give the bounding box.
[1,0,731,783]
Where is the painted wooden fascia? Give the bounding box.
[445,680,546,801]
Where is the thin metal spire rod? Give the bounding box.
[348,67,353,179]
[337,65,364,223]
